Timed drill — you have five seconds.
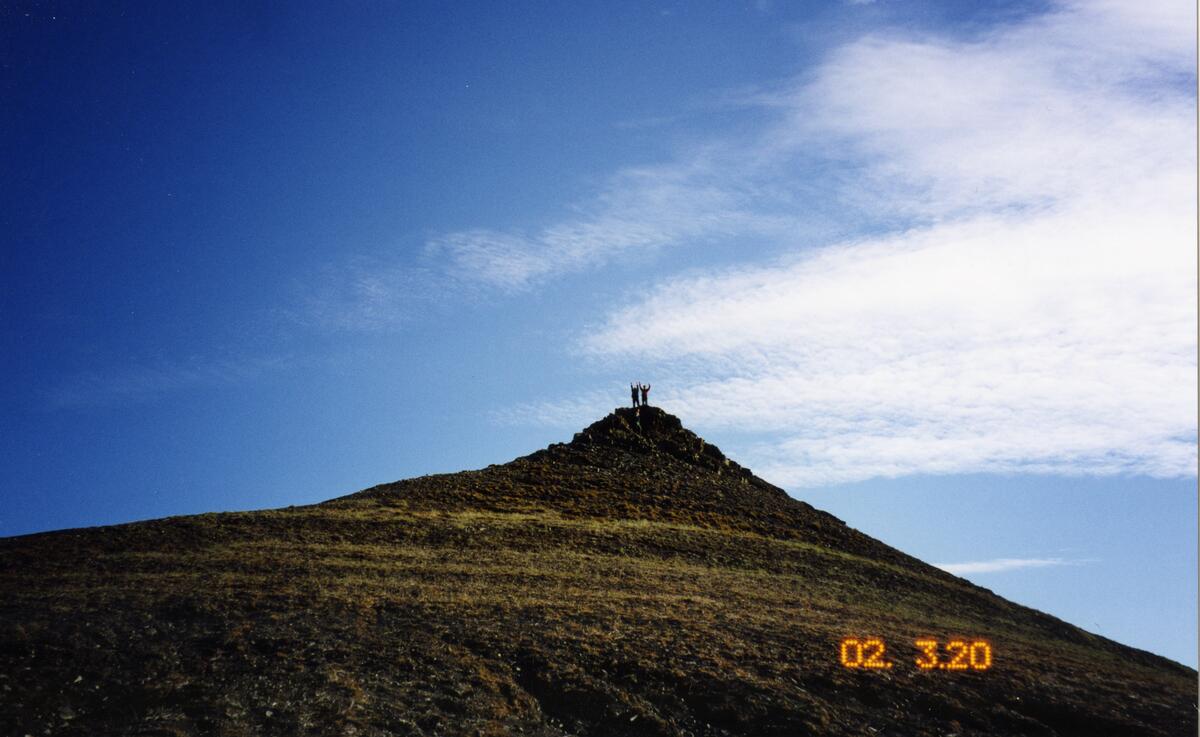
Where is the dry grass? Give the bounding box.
[0,408,1193,736]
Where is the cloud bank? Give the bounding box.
[935,557,1090,576]
[502,0,1198,487]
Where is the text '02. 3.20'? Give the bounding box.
[839,637,993,671]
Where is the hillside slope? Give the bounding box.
[0,407,1194,736]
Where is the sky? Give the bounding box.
[1,1,1195,667]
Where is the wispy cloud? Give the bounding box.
[500,0,1197,486]
[283,253,453,333]
[296,151,809,326]
[426,160,803,291]
[936,557,1092,576]
[489,390,615,429]
[45,354,292,409]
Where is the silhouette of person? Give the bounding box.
[640,383,650,407]
[630,382,640,408]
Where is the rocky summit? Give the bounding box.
[0,407,1194,736]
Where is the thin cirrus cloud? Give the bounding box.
[45,354,294,409]
[498,0,1197,488]
[304,158,806,326]
[425,161,803,292]
[935,558,1091,576]
[295,258,448,332]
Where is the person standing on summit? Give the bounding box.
[630,382,640,408]
[640,383,650,407]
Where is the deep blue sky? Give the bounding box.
[2,1,1195,668]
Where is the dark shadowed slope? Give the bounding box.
[0,407,1194,736]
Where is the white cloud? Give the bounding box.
[559,0,1196,486]
[782,1,1195,221]
[936,557,1091,576]
[581,192,1195,484]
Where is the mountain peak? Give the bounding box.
[568,406,751,478]
[3,406,1195,736]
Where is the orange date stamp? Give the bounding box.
[839,637,992,671]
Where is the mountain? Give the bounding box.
[0,406,1194,736]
